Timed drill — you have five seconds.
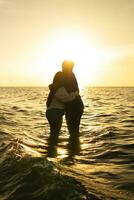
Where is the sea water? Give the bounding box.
[0,87,134,200]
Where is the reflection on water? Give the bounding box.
[0,87,134,200]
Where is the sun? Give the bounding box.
[29,29,117,86]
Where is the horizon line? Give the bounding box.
[0,85,134,88]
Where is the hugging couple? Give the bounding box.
[46,60,84,157]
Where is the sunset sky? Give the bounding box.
[0,0,134,86]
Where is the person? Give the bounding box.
[46,60,84,157]
[46,72,64,157]
[46,70,78,157]
[61,61,84,155]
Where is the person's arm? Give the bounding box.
[49,82,60,91]
[54,87,79,102]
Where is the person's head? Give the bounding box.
[62,60,74,74]
[53,71,63,85]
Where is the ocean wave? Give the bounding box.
[0,152,100,200]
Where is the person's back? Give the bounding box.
[61,60,84,155]
[62,72,79,93]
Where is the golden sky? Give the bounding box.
[0,0,134,86]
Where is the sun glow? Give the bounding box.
[29,29,121,86]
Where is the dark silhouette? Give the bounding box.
[46,72,64,157]
[46,61,84,157]
[61,61,84,155]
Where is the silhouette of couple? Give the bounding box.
[46,60,84,157]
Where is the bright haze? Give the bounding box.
[0,0,134,87]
